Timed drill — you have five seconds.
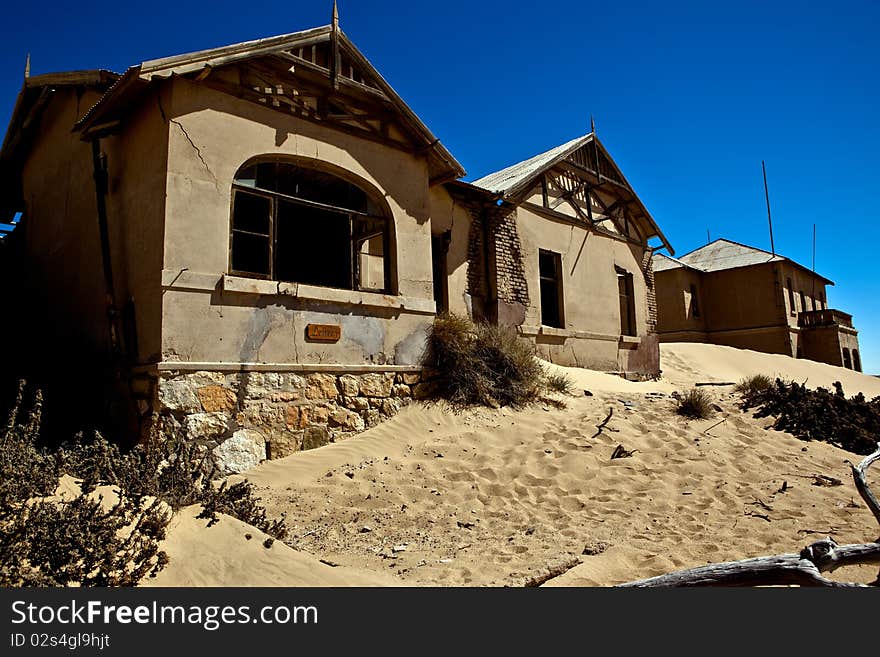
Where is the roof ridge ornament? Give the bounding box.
[24,53,30,79]
[330,0,340,90]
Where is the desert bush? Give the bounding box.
[544,372,575,396]
[734,374,774,397]
[741,379,880,455]
[424,314,544,408]
[0,381,286,587]
[675,388,713,419]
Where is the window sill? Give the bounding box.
[619,335,641,346]
[222,275,436,314]
[538,325,568,337]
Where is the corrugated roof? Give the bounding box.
[471,134,591,194]
[652,252,704,273]
[670,239,833,284]
[679,239,784,272]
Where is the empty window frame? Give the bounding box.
[538,250,564,328]
[799,290,807,314]
[229,161,391,293]
[852,349,862,372]
[616,266,636,337]
[689,283,701,319]
[842,347,852,370]
[787,278,796,315]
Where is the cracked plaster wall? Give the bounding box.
[160,77,436,366]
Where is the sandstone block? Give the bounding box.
[183,412,229,440]
[197,385,237,412]
[338,374,360,396]
[302,426,330,451]
[158,378,201,413]
[213,429,266,474]
[306,374,339,400]
[359,373,394,397]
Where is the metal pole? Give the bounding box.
[762,160,775,255]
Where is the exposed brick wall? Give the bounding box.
[465,205,486,308]
[489,206,530,308]
[641,249,657,333]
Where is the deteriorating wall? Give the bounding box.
[641,248,657,332]
[151,369,428,474]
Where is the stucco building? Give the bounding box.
[0,16,672,467]
[653,239,861,370]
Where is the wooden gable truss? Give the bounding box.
[522,141,651,245]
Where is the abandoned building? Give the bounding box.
[653,239,861,370]
[0,15,672,470]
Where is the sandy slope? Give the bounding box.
[151,343,880,586]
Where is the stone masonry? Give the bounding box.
[152,369,426,474]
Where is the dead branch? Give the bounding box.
[618,442,880,587]
[590,408,614,439]
[523,557,581,587]
[846,444,880,528]
[610,444,637,460]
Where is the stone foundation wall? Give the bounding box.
[151,369,426,474]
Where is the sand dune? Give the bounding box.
[150,343,880,586]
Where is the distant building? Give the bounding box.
[653,239,861,370]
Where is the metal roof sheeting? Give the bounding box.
[471,134,591,194]
[658,239,833,284]
[679,239,784,272]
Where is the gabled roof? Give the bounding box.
[470,133,673,254]
[652,252,704,274]
[73,24,464,183]
[0,70,119,216]
[670,238,833,284]
[471,134,588,195]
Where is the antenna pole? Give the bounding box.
[762,160,775,256]
[707,229,710,244]
[811,223,816,303]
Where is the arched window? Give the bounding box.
[229,160,391,293]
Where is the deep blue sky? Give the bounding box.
[2,1,878,372]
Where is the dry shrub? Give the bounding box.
[544,372,575,395]
[424,313,543,408]
[741,379,880,455]
[0,380,286,587]
[734,374,774,397]
[675,388,713,420]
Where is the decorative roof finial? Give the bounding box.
[24,53,30,79]
[330,0,340,90]
[590,114,596,135]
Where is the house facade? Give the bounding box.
[653,239,861,370]
[0,19,671,470]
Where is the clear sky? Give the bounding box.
[2,1,878,372]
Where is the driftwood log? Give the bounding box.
[618,443,880,587]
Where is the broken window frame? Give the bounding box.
[538,249,564,329]
[228,161,393,294]
[616,266,637,337]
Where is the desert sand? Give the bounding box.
[147,343,880,587]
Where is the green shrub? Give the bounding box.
[424,313,543,408]
[734,374,774,397]
[675,388,713,420]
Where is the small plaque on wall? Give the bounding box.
[306,323,341,342]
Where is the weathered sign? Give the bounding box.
[306,323,341,342]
